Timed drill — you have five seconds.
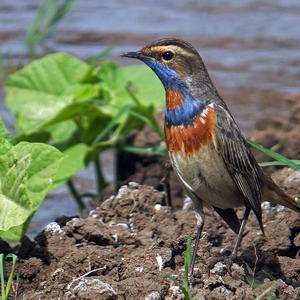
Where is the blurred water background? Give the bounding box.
[0,0,299,236]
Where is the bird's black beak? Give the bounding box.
[121,51,145,60]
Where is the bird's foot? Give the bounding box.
[188,271,200,288]
[188,272,196,288]
[222,253,238,275]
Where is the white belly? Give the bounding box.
[169,144,243,209]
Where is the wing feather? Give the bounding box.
[214,104,263,231]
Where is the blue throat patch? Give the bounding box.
[143,58,205,126]
[142,58,184,90]
[165,95,205,126]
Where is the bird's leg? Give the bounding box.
[231,206,251,259]
[161,160,172,207]
[189,202,204,286]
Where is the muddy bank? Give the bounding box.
[7,91,300,299]
[8,174,300,299]
[252,93,300,161]
[1,90,300,299]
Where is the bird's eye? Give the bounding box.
[162,51,174,61]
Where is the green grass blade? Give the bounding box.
[183,236,193,300]
[122,146,167,156]
[25,0,75,51]
[4,254,17,298]
[255,282,276,300]
[259,160,300,167]
[184,236,192,284]
[126,83,141,106]
[87,47,114,65]
[247,140,300,171]
[0,254,5,299]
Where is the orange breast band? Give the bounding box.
[164,105,216,156]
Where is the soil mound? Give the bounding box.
[10,179,300,299]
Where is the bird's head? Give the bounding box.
[122,38,214,95]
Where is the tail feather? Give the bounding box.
[262,174,300,213]
[213,207,241,234]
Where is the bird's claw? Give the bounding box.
[222,253,238,275]
[188,272,196,288]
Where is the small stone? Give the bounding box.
[156,254,163,271]
[155,204,162,211]
[44,222,64,236]
[128,182,140,189]
[261,201,272,210]
[230,263,245,279]
[210,262,227,275]
[165,283,183,300]
[116,185,130,200]
[69,278,117,300]
[145,291,161,300]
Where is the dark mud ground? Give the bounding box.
[2,94,300,299]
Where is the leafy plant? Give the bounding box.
[0,120,63,241]
[4,53,164,210]
[0,253,18,300]
[25,0,76,55]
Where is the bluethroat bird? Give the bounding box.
[122,38,300,279]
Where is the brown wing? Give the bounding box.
[214,104,263,232]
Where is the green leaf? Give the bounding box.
[95,64,164,109]
[5,53,93,133]
[0,120,12,157]
[0,142,63,241]
[63,83,100,102]
[48,120,78,144]
[96,61,119,86]
[247,140,300,171]
[117,65,165,108]
[92,105,132,145]
[128,105,164,139]
[52,143,90,188]
[41,102,105,128]
[117,104,155,139]
[38,101,112,146]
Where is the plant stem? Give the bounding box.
[67,180,85,212]
[94,156,106,195]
